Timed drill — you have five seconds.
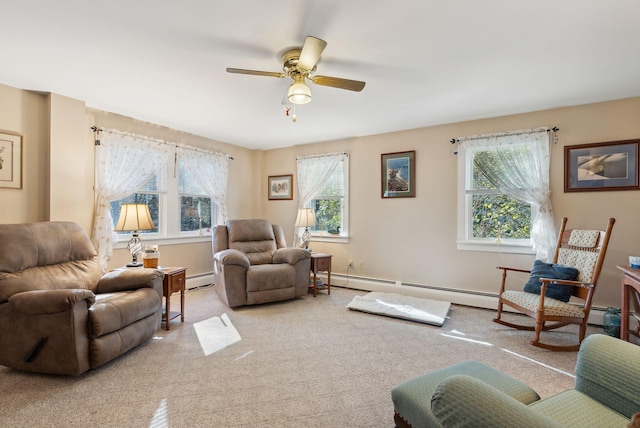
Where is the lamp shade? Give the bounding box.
[295,208,317,228]
[287,82,312,105]
[114,204,155,232]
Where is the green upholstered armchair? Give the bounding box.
[430,334,640,427]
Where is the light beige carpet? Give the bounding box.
[0,285,600,427]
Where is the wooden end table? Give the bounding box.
[310,253,332,297]
[617,265,640,342]
[162,267,186,330]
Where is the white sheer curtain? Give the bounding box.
[177,147,229,225]
[460,129,555,261]
[294,153,346,247]
[92,130,173,270]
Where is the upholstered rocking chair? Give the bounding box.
[493,217,615,351]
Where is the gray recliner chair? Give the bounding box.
[212,219,311,307]
[0,221,163,376]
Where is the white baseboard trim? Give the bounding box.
[327,273,606,326]
[186,272,214,290]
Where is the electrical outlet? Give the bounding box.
[348,259,354,268]
[358,260,364,269]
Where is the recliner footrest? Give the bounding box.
[391,360,540,428]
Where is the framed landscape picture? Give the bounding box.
[381,150,415,198]
[564,139,639,192]
[268,174,293,200]
[0,131,22,189]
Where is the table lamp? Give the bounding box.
[114,203,155,267]
[295,208,316,250]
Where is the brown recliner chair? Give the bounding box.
[212,219,311,308]
[0,221,163,376]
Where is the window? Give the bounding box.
[110,173,163,235]
[468,149,532,240]
[111,158,214,243]
[178,159,212,233]
[457,138,537,253]
[303,156,349,241]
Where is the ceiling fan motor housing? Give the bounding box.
[282,49,316,78]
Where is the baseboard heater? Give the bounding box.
[325,272,607,327]
[186,272,214,290]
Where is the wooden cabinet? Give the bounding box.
[162,267,186,331]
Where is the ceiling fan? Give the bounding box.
[226,36,366,106]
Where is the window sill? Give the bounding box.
[113,234,212,249]
[310,234,349,244]
[457,240,534,255]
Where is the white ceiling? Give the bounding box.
[2,1,640,150]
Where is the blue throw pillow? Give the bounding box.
[522,260,579,303]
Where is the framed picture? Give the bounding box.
[564,139,639,192]
[381,150,416,198]
[0,131,23,189]
[268,174,293,200]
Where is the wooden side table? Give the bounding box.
[162,267,186,330]
[310,253,332,297]
[617,265,640,342]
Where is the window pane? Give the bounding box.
[141,170,166,192]
[315,162,343,197]
[471,194,531,239]
[472,151,497,190]
[472,146,533,190]
[180,196,212,232]
[310,198,342,233]
[178,160,206,195]
[142,175,158,192]
[110,194,159,233]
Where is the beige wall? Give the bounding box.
[1,79,638,309]
[49,93,94,227]
[0,84,48,222]
[85,109,259,272]
[261,98,640,309]
[0,84,257,277]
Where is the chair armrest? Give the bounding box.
[214,249,250,269]
[8,289,96,314]
[496,266,532,294]
[97,268,163,294]
[575,334,640,418]
[539,278,593,289]
[273,248,311,265]
[431,375,561,428]
[496,266,531,274]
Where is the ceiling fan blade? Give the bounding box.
[226,68,286,78]
[310,75,366,92]
[298,36,327,72]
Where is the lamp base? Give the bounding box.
[126,261,143,267]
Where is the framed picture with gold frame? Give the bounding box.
[268,174,293,200]
[0,131,23,189]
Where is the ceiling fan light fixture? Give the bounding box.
[287,81,312,105]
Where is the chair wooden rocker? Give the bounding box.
[493,217,615,351]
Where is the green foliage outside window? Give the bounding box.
[471,151,531,240]
[310,161,344,233]
[472,194,531,239]
[312,199,341,232]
